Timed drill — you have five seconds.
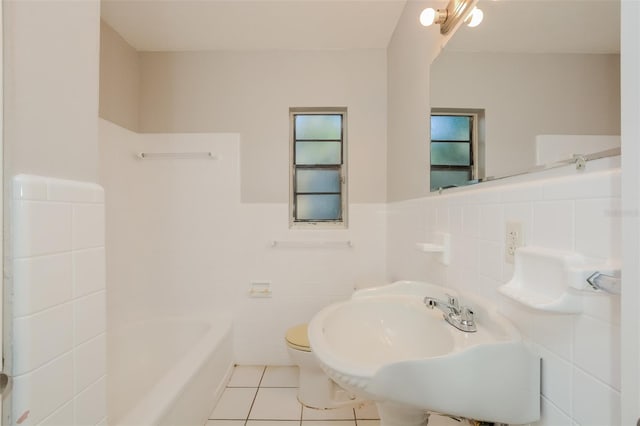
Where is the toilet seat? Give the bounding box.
[286,324,311,352]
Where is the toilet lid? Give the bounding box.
[285,324,311,352]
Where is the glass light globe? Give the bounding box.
[419,8,437,27]
[466,7,484,27]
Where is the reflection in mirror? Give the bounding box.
[429,0,620,191]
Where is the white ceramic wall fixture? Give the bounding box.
[308,281,540,425]
[499,246,619,314]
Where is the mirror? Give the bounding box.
[429,0,621,191]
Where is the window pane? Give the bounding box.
[295,141,341,165]
[296,194,341,221]
[430,170,472,191]
[431,142,471,166]
[431,116,471,141]
[296,169,341,193]
[295,115,341,140]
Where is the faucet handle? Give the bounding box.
[460,307,476,328]
[446,294,459,309]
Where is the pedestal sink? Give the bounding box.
[308,281,540,426]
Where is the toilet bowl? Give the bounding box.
[285,324,360,409]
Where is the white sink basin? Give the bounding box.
[308,281,540,425]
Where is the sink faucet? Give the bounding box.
[424,294,477,333]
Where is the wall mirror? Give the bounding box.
[429,0,621,192]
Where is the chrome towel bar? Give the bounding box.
[136,151,217,160]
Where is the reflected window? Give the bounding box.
[430,112,479,191]
[291,108,347,227]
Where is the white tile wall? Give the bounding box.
[100,120,388,366]
[387,163,622,425]
[11,174,106,426]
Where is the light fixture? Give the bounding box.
[419,7,448,27]
[464,7,484,28]
[419,0,481,35]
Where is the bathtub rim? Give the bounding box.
[109,313,233,426]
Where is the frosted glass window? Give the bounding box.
[296,195,341,221]
[431,142,471,166]
[291,109,346,225]
[431,116,471,141]
[430,170,472,191]
[429,112,479,192]
[296,169,341,193]
[295,142,342,165]
[295,115,342,140]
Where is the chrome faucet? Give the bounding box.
[424,294,477,333]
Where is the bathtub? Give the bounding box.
[108,314,234,426]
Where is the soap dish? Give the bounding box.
[499,246,586,314]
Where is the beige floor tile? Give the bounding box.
[205,421,245,426]
[209,387,257,420]
[301,406,355,420]
[249,388,302,420]
[301,421,355,426]
[228,365,265,387]
[246,421,300,426]
[356,420,380,426]
[261,365,299,387]
[354,401,379,419]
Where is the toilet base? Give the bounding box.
[297,366,361,409]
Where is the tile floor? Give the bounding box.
[207,366,462,426]
[207,365,380,426]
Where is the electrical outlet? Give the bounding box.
[505,221,524,264]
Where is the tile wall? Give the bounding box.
[11,175,106,426]
[100,119,388,366]
[387,159,622,425]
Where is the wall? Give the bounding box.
[99,119,387,364]
[11,175,106,426]
[136,49,388,204]
[4,0,100,183]
[387,159,621,425]
[99,20,141,132]
[4,2,104,425]
[386,0,441,202]
[431,52,620,178]
[620,0,640,422]
[386,0,474,202]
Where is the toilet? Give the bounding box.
[285,323,360,409]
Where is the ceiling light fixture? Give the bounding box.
[464,7,484,28]
[419,0,481,34]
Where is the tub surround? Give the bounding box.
[11,175,106,426]
[99,119,387,366]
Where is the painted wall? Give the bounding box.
[386,0,441,202]
[136,49,388,204]
[4,2,104,425]
[387,159,621,425]
[431,52,620,178]
[11,175,106,426]
[99,20,141,132]
[4,0,101,183]
[620,1,640,422]
[99,119,387,364]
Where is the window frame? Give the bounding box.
[289,107,348,229]
[429,111,480,191]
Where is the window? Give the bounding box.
[290,108,347,227]
[430,111,481,191]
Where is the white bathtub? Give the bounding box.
[108,315,233,426]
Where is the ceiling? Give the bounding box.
[447,0,620,54]
[101,0,620,53]
[100,0,408,51]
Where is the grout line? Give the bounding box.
[244,366,267,425]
